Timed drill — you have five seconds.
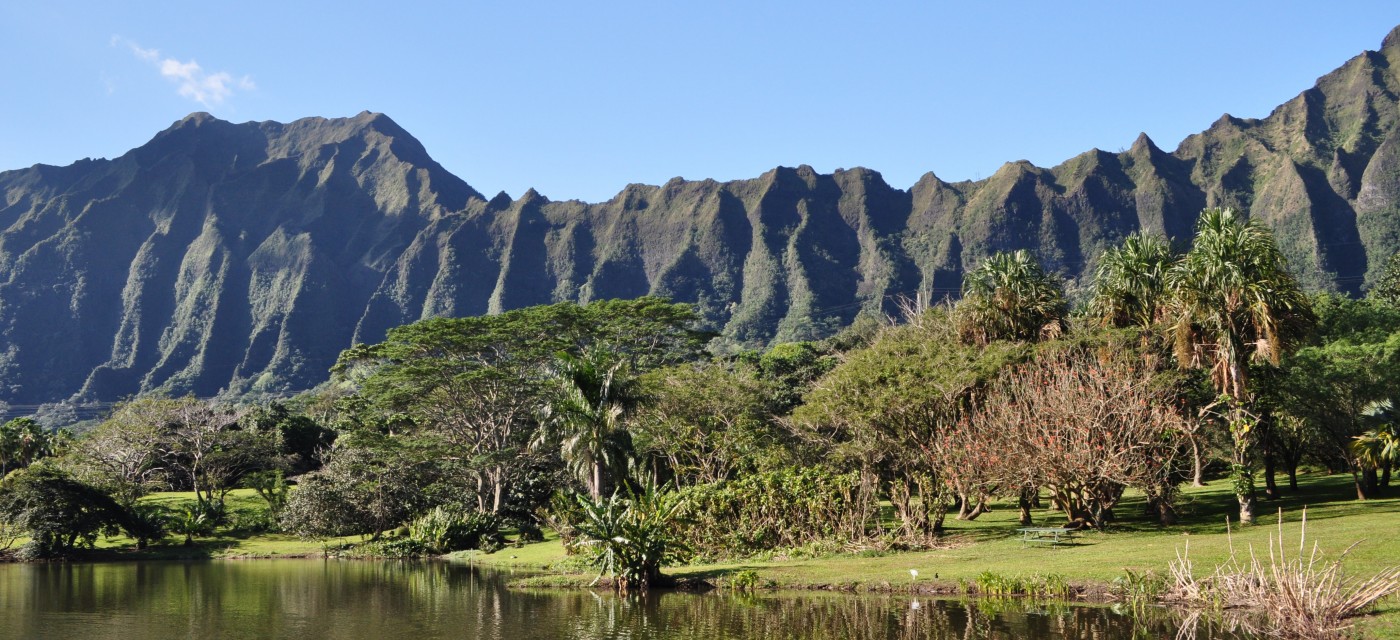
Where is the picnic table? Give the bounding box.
[1017,527,1076,546]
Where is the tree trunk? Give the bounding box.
[1238,491,1256,525]
[492,472,505,514]
[591,462,602,500]
[1157,500,1178,526]
[1017,488,1033,526]
[958,497,988,521]
[1287,463,1299,492]
[1263,450,1279,500]
[1236,451,1257,525]
[1190,436,1206,487]
[1383,463,1392,489]
[1352,469,1374,500]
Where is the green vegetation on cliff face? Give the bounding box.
[8,29,1400,403]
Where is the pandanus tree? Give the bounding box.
[541,348,639,500]
[1087,233,1174,329]
[954,249,1068,345]
[1166,208,1313,524]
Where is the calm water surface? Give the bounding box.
[0,560,1240,639]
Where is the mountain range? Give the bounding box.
[6,27,1400,404]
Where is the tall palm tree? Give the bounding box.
[1167,208,1313,524]
[1088,233,1174,328]
[540,348,639,499]
[955,249,1067,345]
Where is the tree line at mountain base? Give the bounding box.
[1,209,1397,596]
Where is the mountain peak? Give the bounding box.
[1382,24,1400,52]
[350,111,407,137]
[176,112,219,128]
[487,191,513,209]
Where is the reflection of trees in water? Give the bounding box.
[525,592,1234,640]
[0,564,1244,639]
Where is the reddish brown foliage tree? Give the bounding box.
[962,349,1189,528]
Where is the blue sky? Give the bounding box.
[2,2,1399,203]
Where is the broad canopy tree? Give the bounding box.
[337,297,709,513]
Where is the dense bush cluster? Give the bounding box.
[677,468,877,557]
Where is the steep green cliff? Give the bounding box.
[5,27,1400,403]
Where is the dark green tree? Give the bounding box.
[0,417,53,475]
[795,309,1028,531]
[339,298,706,513]
[1369,251,1400,306]
[633,361,777,486]
[0,464,126,557]
[1269,294,1400,499]
[279,438,435,538]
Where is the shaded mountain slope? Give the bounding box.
[6,27,1400,403]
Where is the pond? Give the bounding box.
[0,560,1243,639]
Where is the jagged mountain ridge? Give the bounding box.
[6,27,1400,404]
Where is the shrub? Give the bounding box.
[226,506,277,535]
[1112,569,1167,612]
[279,445,431,539]
[543,491,584,554]
[244,470,290,520]
[122,504,169,549]
[169,505,216,546]
[352,537,431,559]
[408,507,501,554]
[969,571,1072,599]
[572,482,687,591]
[728,569,762,591]
[674,467,877,557]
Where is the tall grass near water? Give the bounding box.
[1165,508,1400,639]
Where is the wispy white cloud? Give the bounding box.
[112,37,254,107]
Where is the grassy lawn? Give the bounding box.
[460,472,1400,635]
[38,474,1399,635]
[83,488,360,559]
[468,473,1399,585]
